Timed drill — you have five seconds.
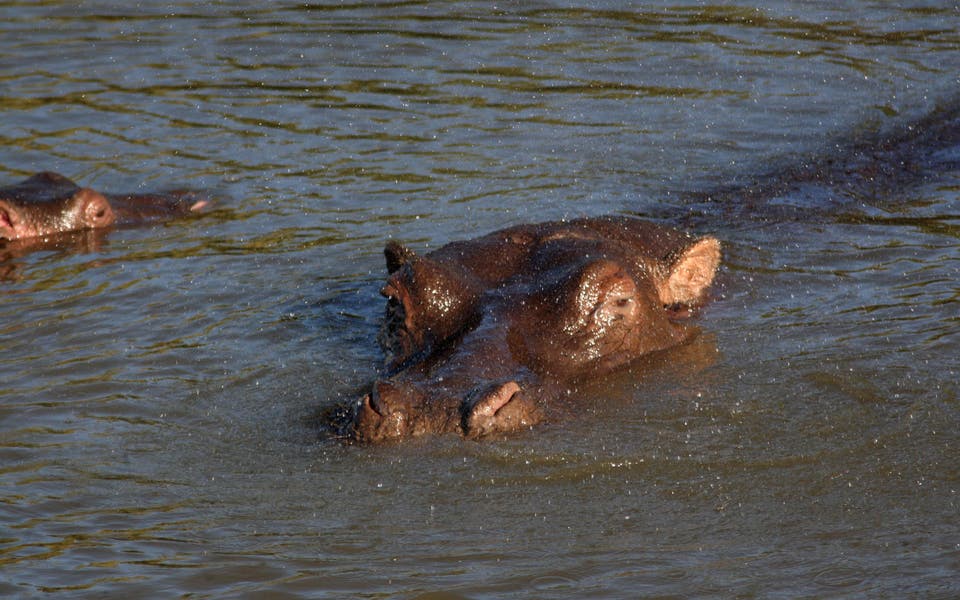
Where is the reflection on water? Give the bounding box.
[1,1,959,597]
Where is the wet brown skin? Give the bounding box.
[0,171,208,242]
[336,216,721,443]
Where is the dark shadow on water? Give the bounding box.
[672,98,960,227]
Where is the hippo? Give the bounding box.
[333,216,721,443]
[0,171,208,242]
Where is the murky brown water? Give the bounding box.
[2,2,958,598]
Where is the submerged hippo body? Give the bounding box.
[0,172,207,241]
[339,216,721,443]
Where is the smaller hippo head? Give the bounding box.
[0,173,115,241]
[0,172,208,242]
[343,217,721,443]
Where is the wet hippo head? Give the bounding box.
[343,217,721,443]
[0,172,208,242]
[0,173,114,240]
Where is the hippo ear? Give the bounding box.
[384,240,416,274]
[658,237,721,306]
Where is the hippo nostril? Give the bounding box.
[463,380,540,439]
[469,381,522,419]
[353,381,416,442]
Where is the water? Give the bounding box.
[1,2,958,597]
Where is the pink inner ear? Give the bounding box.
[659,237,721,306]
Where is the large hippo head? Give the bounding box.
[338,216,721,443]
[0,172,207,242]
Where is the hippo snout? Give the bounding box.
[349,378,544,443]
